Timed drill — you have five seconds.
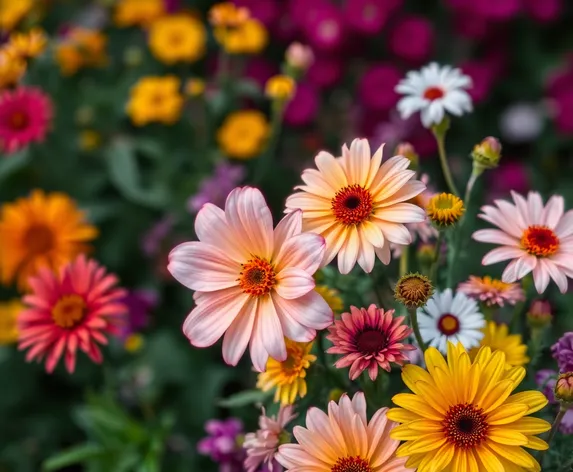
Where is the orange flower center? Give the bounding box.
[356,329,387,354]
[331,184,373,226]
[443,403,488,448]
[10,111,29,130]
[331,456,372,472]
[23,224,55,255]
[239,256,276,296]
[520,225,559,257]
[437,314,460,335]
[51,294,86,329]
[423,86,444,101]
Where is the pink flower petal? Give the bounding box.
[275,267,316,299]
[315,150,348,189]
[250,313,270,372]
[541,195,564,228]
[271,292,316,342]
[258,296,287,361]
[346,138,370,186]
[273,210,302,254]
[372,219,412,245]
[273,290,333,331]
[375,203,426,223]
[274,232,325,274]
[481,247,524,265]
[472,229,519,247]
[555,210,573,238]
[222,297,258,366]
[338,227,360,274]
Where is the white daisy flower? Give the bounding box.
[395,62,473,128]
[417,288,485,354]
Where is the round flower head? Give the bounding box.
[114,0,166,28]
[458,275,525,307]
[470,321,529,367]
[4,28,47,60]
[552,332,573,373]
[18,255,127,373]
[126,76,184,126]
[209,2,250,27]
[276,392,411,472]
[473,191,573,294]
[0,86,52,154]
[554,372,573,403]
[168,187,333,371]
[388,342,551,471]
[217,110,269,159]
[148,14,206,64]
[426,192,465,228]
[0,50,26,89]
[285,138,426,274]
[256,339,316,405]
[326,304,415,381]
[417,288,485,353]
[395,62,473,128]
[265,75,296,101]
[394,272,433,308]
[197,418,245,470]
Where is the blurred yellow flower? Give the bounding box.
[114,0,165,28]
[185,78,206,97]
[126,76,184,126]
[0,0,33,32]
[148,14,206,65]
[55,28,107,76]
[208,2,250,27]
[0,50,25,89]
[214,18,268,55]
[265,75,296,101]
[4,28,47,60]
[314,285,344,314]
[470,321,530,367]
[79,130,101,151]
[124,334,145,353]
[217,110,269,159]
[0,300,23,344]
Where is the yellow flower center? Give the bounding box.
[51,294,86,329]
[331,184,373,226]
[520,225,559,257]
[331,456,372,472]
[23,224,55,255]
[480,275,512,292]
[437,314,460,335]
[239,256,276,296]
[443,403,488,448]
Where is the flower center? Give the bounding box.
[281,344,307,377]
[9,111,29,130]
[443,403,488,449]
[51,294,86,329]
[331,456,372,472]
[356,329,387,354]
[520,225,559,257]
[437,313,460,335]
[423,86,444,101]
[23,224,55,255]
[331,184,373,226]
[239,256,276,296]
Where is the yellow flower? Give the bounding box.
[208,2,250,27]
[470,321,530,367]
[388,342,551,472]
[0,0,33,32]
[0,299,23,344]
[314,285,343,314]
[126,75,184,126]
[265,75,296,101]
[55,28,107,76]
[0,190,98,291]
[427,192,465,228]
[257,339,316,406]
[114,0,165,28]
[214,18,268,55]
[124,334,145,353]
[217,110,269,159]
[0,50,25,89]
[148,14,206,65]
[184,77,205,97]
[4,28,47,60]
[79,130,101,151]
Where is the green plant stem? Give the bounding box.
[540,406,566,466]
[254,101,284,184]
[399,247,409,277]
[434,130,460,196]
[430,231,444,287]
[408,307,427,352]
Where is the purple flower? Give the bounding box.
[552,332,573,373]
[359,63,401,112]
[197,418,245,471]
[141,214,175,257]
[343,0,402,35]
[307,55,343,88]
[301,4,344,52]
[284,82,319,126]
[389,15,434,63]
[187,162,246,213]
[474,0,521,20]
[118,289,158,340]
[487,160,529,201]
[524,0,562,23]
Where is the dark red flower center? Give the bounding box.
[443,403,489,448]
[331,184,373,226]
[423,86,444,101]
[437,313,460,335]
[9,111,29,130]
[23,224,55,255]
[331,456,372,472]
[52,294,86,329]
[356,329,387,354]
[521,225,559,257]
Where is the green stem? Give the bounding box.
[254,101,284,184]
[540,406,566,467]
[433,129,460,196]
[430,231,444,287]
[408,307,427,352]
[399,247,409,278]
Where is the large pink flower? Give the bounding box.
[0,86,53,154]
[168,187,333,371]
[473,191,573,294]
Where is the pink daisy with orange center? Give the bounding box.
[473,191,573,293]
[285,138,426,274]
[0,86,52,154]
[326,304,415,381]
[18,255,127,373]
[276,392,411,472]
[458,275,525,307]
[168,187,333,372]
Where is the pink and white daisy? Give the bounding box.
[285,138,426,274]
[276,392,411,472]
[18,255,127,373]
[168,187,333,372]
[326,304,415,381]
[0,86,53,154]
[473,191,573,294]
[244,405,297,472]
[458,275,525,307]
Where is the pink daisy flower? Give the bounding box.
[276,392,411,472]
[18,254,127,374]
[168,187,333,372]
[0,86,53,154]
[473,191,573,294]
[244,405,297,472]
[326,304,415,381]
[458,275,525,307]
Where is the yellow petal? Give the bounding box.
[525,436,549,451]
[511,417,552,434]
[486,403,528,425]
[475,445,504,471]
[486,442,536,468]
[389,424,421,441]
[406,419,443,432]
[504,391,548,415]
[481,379,515,413]
[487,427,528,446]
[386,407,420,424]
[401,432,447,454]
[391,394,443,421]
[401,364,433,393]
[418,443,454,472]
[412,380,448,414]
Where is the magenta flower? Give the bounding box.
[187,162,246,213]
[284,82,319,126]
[343,0,402,35]
[524,0,562,22]
[358,64,401,112]
[302,4,344,52]
[307,55,343,88]
[198,418,245,471]
[389,15,434,63]
[474,0,521,20]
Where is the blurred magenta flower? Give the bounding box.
[245,57,279,87]
[163,0,181,13]
[301,4,344,52]
[118,289,158,340]
[487,160,529,201]
[233,0,279,26]
[141,214,175,257]
[343,0,402,35]
[460,60,496,104]
[284,82,319,126]
[307,54,343,88]
[389,15,434,63]
[523,0,562,23]
[187,162,246,213]
[198,418,245,472]
[474,0,521,20]
[359,63,401,112]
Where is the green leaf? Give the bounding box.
[0,148,30,183]
[217,389,272,408]
[42,444,105,471]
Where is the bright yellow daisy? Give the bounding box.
[214,18,268,55]
[387,342,550,472]
[470,321,530,367]
[0,299,23,344]
[55,28,107,76]
[257,339,316,406]
[217,110,269,159]
[0,190,98,291]
[148,14,206,65]
[4,28,47,60]
[0,0,34,32]
[0,50,25,89]
[126,75,184,126]
[114,0,165,28]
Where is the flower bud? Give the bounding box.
[526,299,552,328]
[426,193,465,229]
[416,243,435,267]
[265,75,296,102]
[395,273,433,309]
[394,142,418,170]
[185,78,206,97]
[285,42,314,71]
[555,372,573,404]
[471,136,502,170]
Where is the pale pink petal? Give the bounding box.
[276,444,329,469]
[527,192,544,224]
[222,297,257,366]
[514,254,537,279]
[374,203,425,223]
[356,229,376,273]
[372,220,411,245]
[351,392,367,425]
[322,224,349,265]
[373,169,417,202]
[338,227,360,274]
[369,156,411,196]
[555,210,573,238]
[472,229,519,247]
[250,312,270,372]
[275,267,316,299]
[286,192,331,211]
[365,144,384,188]
[376,180,426,208]
[361,220,385,248]
[375,243,392,265]
[481,247,524,265]
[540,259,568,293]
[274,232,326,274]
[273,290,333,331]
[271,292,316,342]
[257,296,287,361]
[346,138,370,186]
[501,259,519,282]
[541,195,564,228]
[479,204,524,238]
[315,150,348,189]
[302,215,337,235]
[510,191,532,227]
[274,210,303,254]
[378,456,411,471]
[552,252,573,270]
[299,168,337,197]
[532,261,550,294]
[293,425,338,464]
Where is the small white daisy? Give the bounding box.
[395,62,473,128]
[417,288,485,354]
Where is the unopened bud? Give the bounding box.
[265,75,296,102]
[555,372,573,404]
[526,299,552,329]
[395,142,418,170]
[285,42,314,72]
[416,243,435,266]
[471,136,502,170]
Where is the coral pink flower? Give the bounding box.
[473,191,573,293]
[276,392,411,472]
[18,255,127,373]
[327,304,414,381]
[285,138,426,274]
[168,187,333,371]
[244,406,297,472]
[0,86,52,154]
[458,275,525,307]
